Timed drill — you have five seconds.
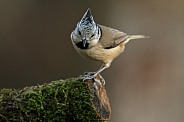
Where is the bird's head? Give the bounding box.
[71,8,101,49]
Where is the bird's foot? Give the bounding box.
[79,72,105,87]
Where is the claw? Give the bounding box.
[98,74,105,85]
[80,73,97,81]
[83,72,89,75]
[79,72,106,87]
[83,72,95,76]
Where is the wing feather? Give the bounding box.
[98,25,127,49]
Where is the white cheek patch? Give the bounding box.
[70,32,74,41]
[71,31,81,43]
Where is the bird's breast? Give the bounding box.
[73,42,125,64]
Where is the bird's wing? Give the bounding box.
[98,25,127,49]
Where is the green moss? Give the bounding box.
[0,78,105,122]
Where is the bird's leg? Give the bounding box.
[93,63,107,77]
[81,63,110,86]
[82,64,106,79]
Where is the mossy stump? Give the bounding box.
[0,74,111,122]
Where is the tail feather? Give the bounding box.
[124,35,149,44]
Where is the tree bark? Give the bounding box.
[0,73,111,122]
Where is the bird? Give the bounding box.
[71,8,148,79]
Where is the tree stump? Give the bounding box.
[0,73,111,122]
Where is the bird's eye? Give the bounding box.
[78,31,81,36]
[91,34,94,37]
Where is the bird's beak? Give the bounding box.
[82,39,87,47]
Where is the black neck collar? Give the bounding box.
[76,42,89,49]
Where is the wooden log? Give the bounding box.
[0,73,111,122]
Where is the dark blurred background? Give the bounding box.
[0,0,184,122]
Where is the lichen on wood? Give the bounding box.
[0,74,111,122]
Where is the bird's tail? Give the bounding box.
[124,35,149,44]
